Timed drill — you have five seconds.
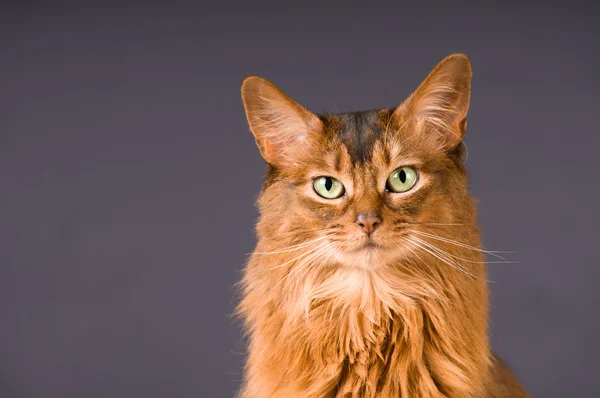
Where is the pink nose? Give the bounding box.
[355,213,382,234]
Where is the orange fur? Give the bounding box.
[237,54,529,397]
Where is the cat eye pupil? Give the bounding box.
[313,176,344,199]
[387,166,418,193]
[399,170,406,183]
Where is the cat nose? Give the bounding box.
[355,213,382,234]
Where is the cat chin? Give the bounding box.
[333,246,401,270]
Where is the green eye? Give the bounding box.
[313,176,345,199]
[387,166,418,193]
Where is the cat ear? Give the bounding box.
[393,53,472,150]
[241,76,323,166]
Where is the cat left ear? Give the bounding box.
[393,53,472,151]
[241,76,323,167]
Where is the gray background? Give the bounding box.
[1,2,598,397]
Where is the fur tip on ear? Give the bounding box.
[393,53,473,151]
[240,76,271,104]
[432,54,473,87]
[240,76,321,166]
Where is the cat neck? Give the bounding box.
[239,253,493,397]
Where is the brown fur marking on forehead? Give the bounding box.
[319,109,394,165]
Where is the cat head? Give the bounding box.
[241,54,476,271]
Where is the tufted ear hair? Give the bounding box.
[241,76,323,167]
[393,53,472,151]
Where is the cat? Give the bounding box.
[236,54,529,397]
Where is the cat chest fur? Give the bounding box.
[240,265,492,398]
[237,53,528,397]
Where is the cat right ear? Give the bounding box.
[241,76,323,167]
[392,54,472,151]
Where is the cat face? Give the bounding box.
[242,54,474,270]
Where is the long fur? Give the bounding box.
[236,54,529,397]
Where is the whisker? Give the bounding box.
[407,236,494,283]
[393,219,469,227]
[251,234,334,257]
[404,236,474,278]
[398,238,430,268]
[283,245,329,282]
[409,236,517,265]
[261,241,332,271]
[290,242,339,291]
[328,100,340,114]
[257,225,342,244]
[417,222,469,226]
[270,243,334,292]
[409,235,474,271]
[408,229,514,260]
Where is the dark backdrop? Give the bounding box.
[1,2,598,397]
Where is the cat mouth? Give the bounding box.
[355,239,381,251]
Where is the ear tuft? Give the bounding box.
[394,53,473,150]
[241,76,322,166]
